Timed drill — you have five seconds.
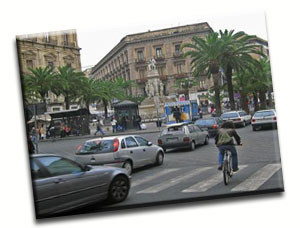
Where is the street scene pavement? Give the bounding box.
[38,123,283,215]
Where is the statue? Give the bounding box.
[159,81,164,96]
[148,57,156,72]
[149,83,155,97]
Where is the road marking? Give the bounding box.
[231,163,282,192]
[182,165,248,193]
[131,168,179,188]
[137,167,212,194]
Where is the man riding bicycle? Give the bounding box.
[215,121,241,172]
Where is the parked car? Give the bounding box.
[157,123,209,152]
[30,154,130,218]
[75,135,164,175]
[220,110,251,127]
[194,117,222,137]
[251,109,277,131]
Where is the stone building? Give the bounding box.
[91,23,214,99]
[249,36,269,60]
[16,30,82,111]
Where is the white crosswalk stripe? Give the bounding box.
[137,167,213,194]
[131,168,179,188]
[231,163,281,192]
[182,165,248,193]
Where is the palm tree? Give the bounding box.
[181,32,224,116]
[53,65,85,110]
[23,66,55,103]
[219,30,264,110]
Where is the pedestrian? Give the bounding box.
[111,117,117,133]
[136,115,142,130]
[94,119,105,136]
[199,109,203,119]
[30,127,38,151]
[39,124,45,140]
[173,106,181,123]
[49,125,56,142]
[60,122,65,138]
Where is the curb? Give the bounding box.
[39,129,161,143]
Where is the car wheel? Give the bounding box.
[122,160,133,175]
[204,136,209,145]
[108,175,130,203]
[156,151,164,166]
[190,141,195,151]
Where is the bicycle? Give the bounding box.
[222,144,242,185]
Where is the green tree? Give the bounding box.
[181,32,224,116]
[23,66,55,103]
[173,77,198,100]
[219,30,263,110]
[53,65,85,110]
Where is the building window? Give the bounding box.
[48,62,54,69]
[63,33,69,46]
[176,63,184,74]
[26,60,34,69]
[175,44,181,55]
[157,66,165,76]
[137,50,144,61]
[66,63,72,68]
[156,47,163,58]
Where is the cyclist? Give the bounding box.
[215,121,241,172]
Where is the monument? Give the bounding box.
[139,57,175,118]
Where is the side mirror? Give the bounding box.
[147,141,153,146]
[84,165,92,171]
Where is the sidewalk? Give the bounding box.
[39,122,162,143]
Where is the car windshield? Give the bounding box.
[78,140,115,154]
[254,111,275,117]
[221,113,239,118]
[195,119,215,126]
[162,126,185,135]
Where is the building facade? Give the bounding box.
[16,30,82,111]
[91,23,214,99]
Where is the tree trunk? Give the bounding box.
[226,65,235,111]
[259,90,267,110]
[212,73,222,116]
[103,99,108,118]
[240,93,249,114]
[65,95,70,110]
[267,90,273,108]
[85,101,91,134]
[253,92,259,112]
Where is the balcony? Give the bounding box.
[136,78,147,84]
[154,54,165,61]
[159,75,168,81]
[135,58,146,64]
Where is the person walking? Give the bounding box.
[173,106,181,123]
[111,117,117,133]
[94,119,105,136]
[136,115,142,130]
[30,127,38,152]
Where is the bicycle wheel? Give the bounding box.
[223,158,230,185]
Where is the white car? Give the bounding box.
[220,110,251,127]
[74,135,164,175]
[251,109,277,131]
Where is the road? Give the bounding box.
[38,124,283,215]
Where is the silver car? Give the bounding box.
[74,135,164,175]
[30,154,130,218]
[251,109,277,131]
[157,123,209,152]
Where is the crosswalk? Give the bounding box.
[131,163,282,195]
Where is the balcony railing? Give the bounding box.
[135,58,146,64]
[154,54,165,61]
[173,51,183,58]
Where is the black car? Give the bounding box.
[194,117,222,137]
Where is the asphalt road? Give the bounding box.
[38,124,284,216]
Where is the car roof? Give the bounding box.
[166,122,189,128]
[255,109,276,113]
[85,135,137,143]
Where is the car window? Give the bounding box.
[36,156,83,177]
[125,137,138,148]
[254,111,275,117]
[162,126,185,135]
[221,113,239,118]
[30,159,46,180]
[188,126,194,133]
[238,112,246,116]
[78,140,115,154]
[195,119,215,126]
[135,136,148,146]
[121,139,126,149]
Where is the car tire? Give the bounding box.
[204,136,209,145]
[241,121,246,127]
[156,151,164,166]
[190,141,195,151]
[122,160,133,175]
[108,175,130,203]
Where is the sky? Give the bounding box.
[77,10,268,70]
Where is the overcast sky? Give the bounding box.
[77,10,268,70]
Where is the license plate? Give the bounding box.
[167,138,178,142]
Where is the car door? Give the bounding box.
[124,136,144,168]
[35,156,108,215]
[193,125,205,144]
[134,136,156,165]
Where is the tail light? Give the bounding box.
[273,116,277,120]
[237,118,241,121]
[158,139,162,145]
[183,137,190,142]
[76,144,82,154]
[212,124,218,129]
[252,119,256,123]
[113,138,119,152]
